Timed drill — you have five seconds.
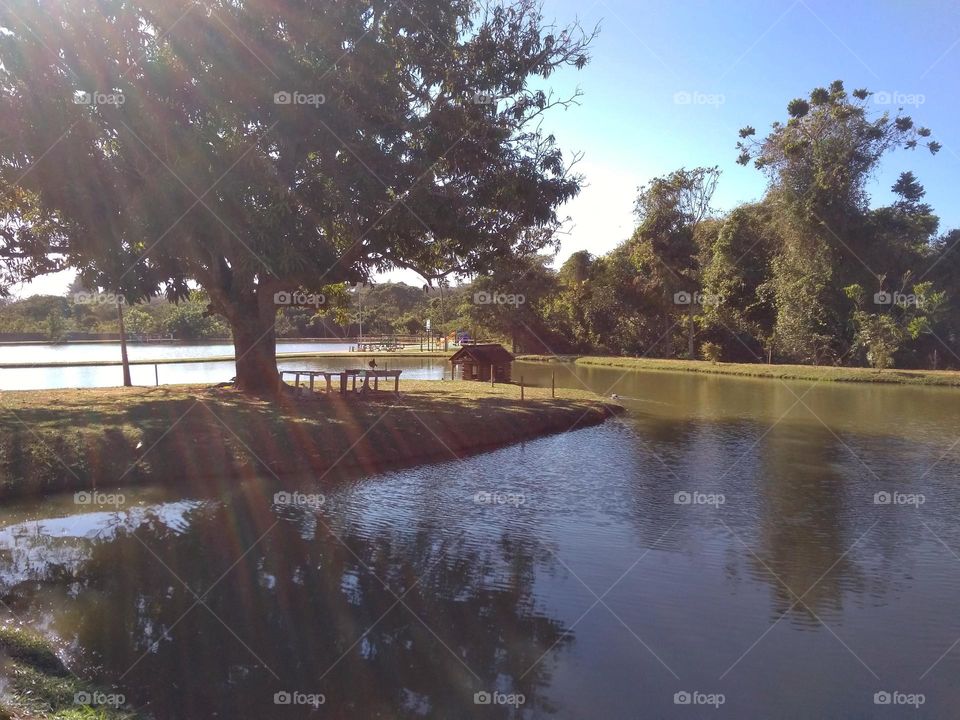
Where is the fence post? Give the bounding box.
[155,363,159,386]
[551,371,555,398]
[521,376,524,401]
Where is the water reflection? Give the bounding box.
[2,489,568,718]
[4,366,960,716]
[0,343,447,389]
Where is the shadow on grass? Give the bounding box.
[0,384,619,500]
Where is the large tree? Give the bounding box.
[0,0,592,392]
[736,80,940,363]
[629,166,720,358]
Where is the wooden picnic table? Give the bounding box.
[280,368,401,395]
[352,342,404,352]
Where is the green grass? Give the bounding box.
[518,354,960,387]
[0,381,619,499]
[0,625,137,719]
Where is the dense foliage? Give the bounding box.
[4,70,957,371]
[0,0,591,390]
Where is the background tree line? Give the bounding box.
[4,80,956,369]
[458,81,958,370]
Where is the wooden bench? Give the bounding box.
[358,369,401,393]
[280,369,401,395]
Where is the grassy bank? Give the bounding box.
[0,624,137,719]
[518,355,960,387]
[0,381,619,499]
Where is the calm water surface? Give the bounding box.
[2,363,959,718]
[0,341,447,389]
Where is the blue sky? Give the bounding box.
[17,0,960,296]
[532,0,960,267]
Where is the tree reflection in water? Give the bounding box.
[0,490,570,719]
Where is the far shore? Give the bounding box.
[0,381,620,500]
[0,349,449,369]
[518,354,960,388]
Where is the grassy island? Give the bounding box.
[0,381,620,499]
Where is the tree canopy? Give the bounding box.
[0,0,593,391]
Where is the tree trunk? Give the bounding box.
[117,300,132,387]
[687,304,695,359]
[230,290,281,395]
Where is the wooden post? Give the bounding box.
[521,376,524,401]
[154,363,159,386]
[551,371,555,398]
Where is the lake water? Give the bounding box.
[2,362,959,718]
[0,341,448,389]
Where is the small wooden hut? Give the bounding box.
[449,343,514,382]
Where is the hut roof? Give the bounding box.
[449,343,515,365]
